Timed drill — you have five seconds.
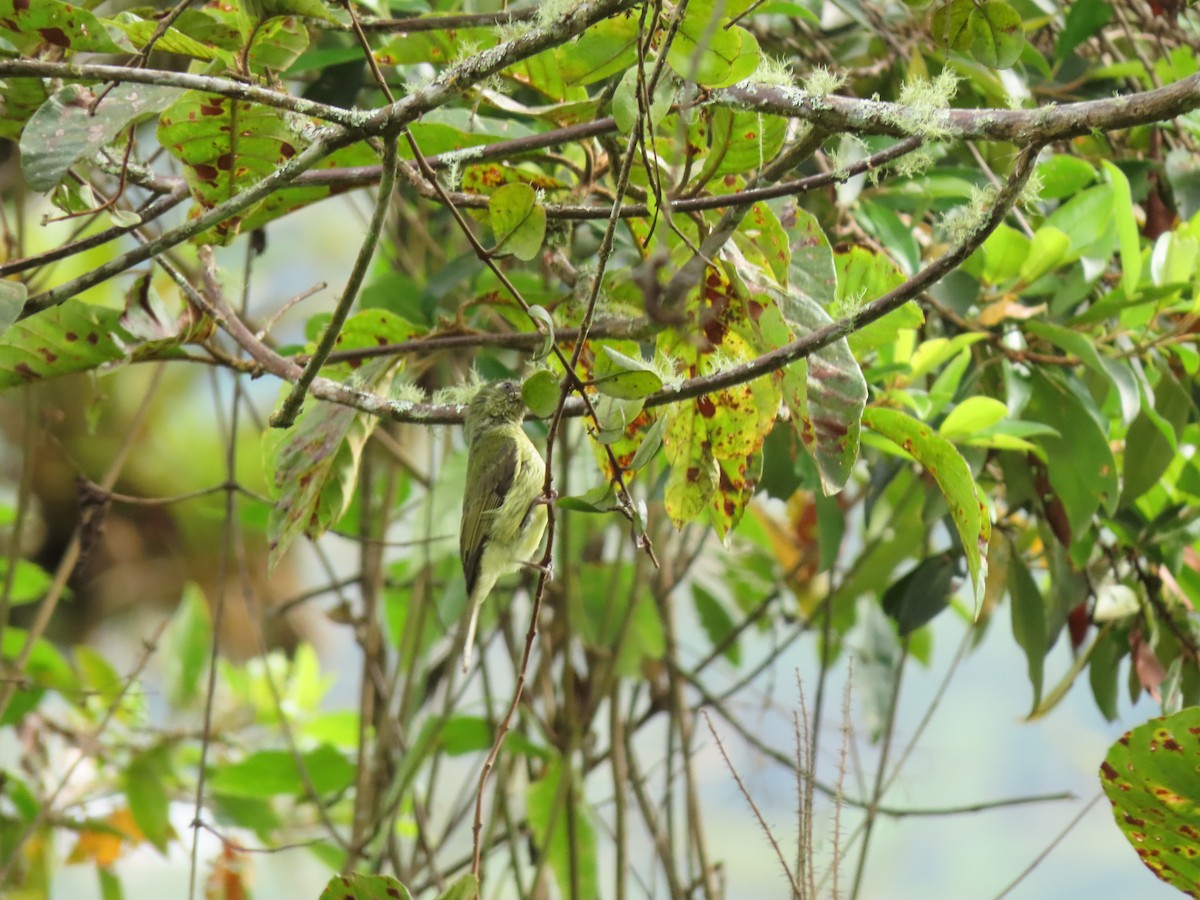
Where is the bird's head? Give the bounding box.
[463,380,526,442]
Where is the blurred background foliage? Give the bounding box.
[2,0,1200,897]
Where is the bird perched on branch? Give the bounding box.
[459,380,549,671]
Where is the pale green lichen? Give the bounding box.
[388,381,426,411]
[754,55,796,87]
[1018,169,1044,209]
[535,0,575,29]
[888,144,936,181]
[652,351,684,391]
[942,184,997,246]
[883,70,958,139]
[801,65,845,99]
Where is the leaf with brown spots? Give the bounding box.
[0,0,121,54]
[862,407,991,601]
[317,872,414,900]
[157,90,318,245]
[1101,707,1200,898]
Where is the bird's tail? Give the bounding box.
[461,597,482,673]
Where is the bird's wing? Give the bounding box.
[459,430,518,597]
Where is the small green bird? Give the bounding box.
[459,380,549,671]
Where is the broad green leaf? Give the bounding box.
[21,84,178,192]
[488,183,546,261]
[1024,319,1139,423]
[106,13,233,62]
[939,396,1008,439]
[1089,623,1125,721]
[0,0,122,53]
[1121,372,1190,506]
[628,415,666,472]
[208,744,355,798]
[1056,0,1112,61]
[858,199,921,276]
[1100,707,1200,896]
[968,1,1024,69]
[764,288,867,494]
[701,109,787,179]
[1009,552,1046,710]
[931,0,973,51]
[835,246,915,354]
[0,298,190,389]
[663,400,718,527]
[593,346,663,399]
[734,201,791,286]
[319,874,413,900]
[161,583,212,708]
[1019,226,1070,283]
[863,406,990,596]
[439,716,492,755]
[375,25,496,67]
[526,759,599,900]
[1101,160,1142,298]
[265,351,399,568]
[0,75,48,140]
[981,224,1029,284]
[612,66,675,134]
[882,553,957,636]
[1023,371,1119,540]
[437,874,479,900]
[788,206,837,306]
[0,558,52,606]
[693,585,740,664]
[668,1,761,88]
[239,140,381,237]
[158,90,311,245]
[1045,184,1115,262]
[522,369,561,418]
[1035,155,1097,200]
[123,750,172,853]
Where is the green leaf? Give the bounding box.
[931,0,974,51]
[788,206,837,306]
[526,758,599,900]
[123,750,172,853]
[881,553,957,636]
[106,13,233,63]
[1024,319,1139,423]
[612,66,675,134]
[1101,160,1142,298]
[0,280,23,340]
[161,583,212,708]
[319,873,413,900]
[593,346,663,399]
[1056,0,1112,61]
[835,246,913,354]
[1035,155,1097,200]
[668,1,761,88]
[1023,371,1119,541]
[980,224,1029,284]
[1100,707,1200,896]
[0,0,122,53]
[209,744,355,798]
[1088,623,1125,721]
[1045,184,1115,263]
[488,183,546,261]
[436,874,479,900]
[1019,226,1071,283]
[0,300,166,389]
[1009,552,1046,710]
[522,370,560,418]
[0,75,48,141]
[1121,372,1191,506]
[968,1,1024,69]
[265,326,403,567]
[939,396,1009,439]
[0,558,53,606]
[755,288,867,494]
[157,90,311,245]
[693,585,740,664]
[862,407,990,597]
[439,716,492,755]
